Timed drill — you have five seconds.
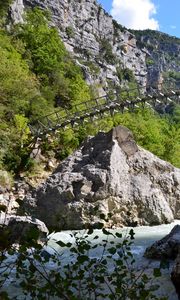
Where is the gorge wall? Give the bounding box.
[10,0,180,94]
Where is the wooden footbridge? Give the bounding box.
[29,85,180,137]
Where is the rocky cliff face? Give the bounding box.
[10,0,180,94]
[24,126,180,230]
[132,30,180,89]
[9,0,147,94]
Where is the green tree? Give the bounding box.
[0,30,39,116]
[15,8,91,108]
[0,0,12,18]
[15,8,66,77]
[0,29,40,172]
[0,8,92,173]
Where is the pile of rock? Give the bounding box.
[0,179,29,214]
[0,213,48,248]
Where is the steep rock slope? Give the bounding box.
[10,0,180,94]
[10,0,147,92]
[24,126,180,230]
[132,30,180,89]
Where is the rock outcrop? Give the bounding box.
[144,225,180,299]
[133,30,180,90]
[10,0,24,24]
[24,126,180,230]
[0,178,34,219]
[0,177,49,248]
[0,212,48,248]
[144,225,180,259]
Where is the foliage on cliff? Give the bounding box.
[0,0,12,18]
[0,8,91,174]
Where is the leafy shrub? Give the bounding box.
[0,0,12,18]
[168,71,180,80]
[146,58,155,66]
[66,26,75,38]
[99,39,117,64]
[123,68,135,82]
[116,66,136,83]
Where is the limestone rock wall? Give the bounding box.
[10,0,180,93]
[10,0,147,91]
[133,30,180,90]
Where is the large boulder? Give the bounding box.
[24,126,180,230]
[144,225,180,259]
[0,212,48,248]
[144,225,180,298]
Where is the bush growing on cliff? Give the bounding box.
[99,38,117,64]
[66,26,75,38]
[116,67,136,83]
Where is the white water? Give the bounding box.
[48,220,180,259]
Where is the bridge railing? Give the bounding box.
[29,85,180,137]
